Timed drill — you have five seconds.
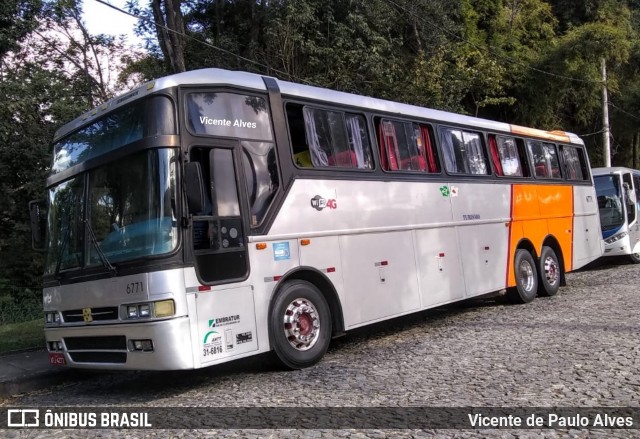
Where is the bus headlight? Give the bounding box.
[123,300,175,320]
[45,312,61,325]
[605,231,627,244]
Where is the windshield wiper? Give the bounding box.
[83,219,117,276]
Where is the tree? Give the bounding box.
[0,0,144,288]
[150,0,186,73]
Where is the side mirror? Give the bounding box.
[28,199,47,252]
[184,162,205,214]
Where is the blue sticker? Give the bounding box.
[273,242,290,261]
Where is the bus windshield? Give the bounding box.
[595,175,625,233]
[45,149,178,274]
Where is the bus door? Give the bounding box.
[627,172,640,253]
[185,143,258,364]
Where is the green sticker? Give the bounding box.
[439,186,450,197]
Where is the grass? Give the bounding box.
[0,319,45,353]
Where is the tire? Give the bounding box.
[508,249,538,304]
[269,280,332,369]
[629,252,640,264]
[538,246,561,297]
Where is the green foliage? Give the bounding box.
[0,0,41,56]
[0,318,45,352]
[5,0,640,293]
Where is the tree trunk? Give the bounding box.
[151,0,186,73]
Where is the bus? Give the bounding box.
[592,167,640,263]
[30,68,603,371]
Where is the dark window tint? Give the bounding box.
[303,108,372,169]
[489,135,524,177]
[439,127,488,175]
[527,140,561,179]
[377,119,439,173]
[189,147,248,284]
[186,92,272,141]
[286,104,373,169]
[52,96,175,174]
[561,145,588,181]
[241,141,279,227]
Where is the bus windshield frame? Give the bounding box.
[594,174,625,234]
[44,95,180,278]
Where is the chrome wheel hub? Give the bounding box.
[518,259,535,292]
[544,256,559,286]
[283,298,320,351]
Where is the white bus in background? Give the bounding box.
[593,167,640,263]
[30,69,603,371]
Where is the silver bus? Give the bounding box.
[30,69,602,370]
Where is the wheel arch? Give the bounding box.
[269,266,345,338]
[515,238,537,259]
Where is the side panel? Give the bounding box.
[415,227,465,307]
[195,286,259,366]
[298,235,345,306]
[508,184,574,286]
[573,185,603,268]
[339,231,420,327]
[450,183,511,296]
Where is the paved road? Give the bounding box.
[2,258,639,438]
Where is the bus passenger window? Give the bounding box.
[490,135,523,177]
[527,140,561,179]
[561,145,586,181]
[376,119,438,172]
[286,103,373,170]
[439,127,489,175]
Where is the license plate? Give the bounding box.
[49,352,66,366]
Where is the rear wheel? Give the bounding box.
[269,280,331,369]
[508,249,538,304]
[538,246,561,297]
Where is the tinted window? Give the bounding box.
[490,135,523,177]
[186,92,272,141]
[527,140,561,179]
[289,106,373,169]
[439,127,488,175]
[377,119,439,172]
[561,146,587,181]
[52,96,175,174]
[241,141,279,227]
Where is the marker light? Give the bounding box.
[154,300,175,318]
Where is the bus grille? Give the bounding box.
[64,335,126,350]
[62,307,119,322]
[64,336,128,364]
[69,352,127,364]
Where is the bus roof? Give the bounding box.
[54,68,584,145]
[592,167,640,176]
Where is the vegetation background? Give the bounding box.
[1,0,640,345]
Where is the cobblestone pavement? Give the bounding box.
[2,258,639,438]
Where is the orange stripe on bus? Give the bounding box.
[507,184,574,287]
[510,125,571,143]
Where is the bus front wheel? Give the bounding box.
[508,249,538,304]
[538,246,561,297]
[269,280,332,369]
[629,252,640,264]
